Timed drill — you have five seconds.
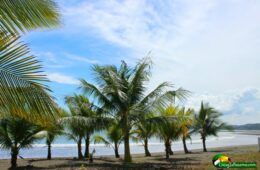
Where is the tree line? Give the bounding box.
[0,59,232,168]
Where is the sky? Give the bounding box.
[22,0,260,125]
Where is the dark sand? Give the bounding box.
[0,144,259,170]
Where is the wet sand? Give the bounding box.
[0,144,259,170]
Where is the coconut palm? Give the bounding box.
[0,0,60,119]
[156,105,181,159]
[94,121,123,158]
[64,117,85,159]
[80,59,188,162]
[0,117,43,168]
[193,102,233,152]
[132,112,159,157]
[178,107,194,154]
[63,94,108,159]
[43,108,66,160]
[43,124,63,160]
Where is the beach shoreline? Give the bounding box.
[1,144,259,170]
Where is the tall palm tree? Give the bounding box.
[156,105,181,159]
[94,121,123,158]
[193,102,233,152]
[0,0,60,119]
[178,107,194,154]
[80,59,186,162]
[0,117,43,168]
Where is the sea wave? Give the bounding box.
[31,135,235,148]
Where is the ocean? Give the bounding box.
[0,130,259,159]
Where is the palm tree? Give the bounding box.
[132,112,158,157]
[43,125,63,160]
[80,59,185,162]
[156,105,181,159]
[63,94,108,159]
[0,117,43,168]
[178,107,194,154]
[65,118,85,159]
[0,0,60,119]
[193,102,233,152]
[94,121,123,158]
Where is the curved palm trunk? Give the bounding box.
[11,146,18,168]
[114,142,120,158]
[47,141,52,160]
[84,133,90,158]
[144,138,151,157]
[182,137,189,154]
[77,137,83,159]
[202,136,207,152]
[123,114,132,162]
[164,139,171,159]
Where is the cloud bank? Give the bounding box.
[51,0,260,124]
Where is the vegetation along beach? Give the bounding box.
[0,0,260,169]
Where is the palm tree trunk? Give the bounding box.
[47,141,52,160]
[202,136,207,152]
[84,133,90,158]
[144,138,151,157]
[114,142,120,158]
[11,146,18,168]
[169,141,173,155]
[182,137,189,153]
[123,114,132,162]
[77,137,83,159]
[165,139,170,159]
[124,130,131,162]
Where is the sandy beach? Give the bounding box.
[0,144,259,170]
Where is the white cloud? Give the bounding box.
[184,88,260,124]
[47,73,79,85]
[63,0,260,94]
[65,53,99,64]
[37,52,71,68]
[60,0,260,124]
[36,51,100,68]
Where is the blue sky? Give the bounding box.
[22,0,260,125]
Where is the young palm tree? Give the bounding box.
[156,105,181,159]
[80,59,186,162]
[0,0,60,119]
[178,107,194,154]
[64,118,85,159]
[193,102,233,152]
[94,121,123,158]
[63,94,108,159]
[132,112,158,157]
[43,125,63,160]
[0,117,43,168]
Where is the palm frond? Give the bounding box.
[0,0,60,35]
[0,35,57,118]
[93,135,111,148]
